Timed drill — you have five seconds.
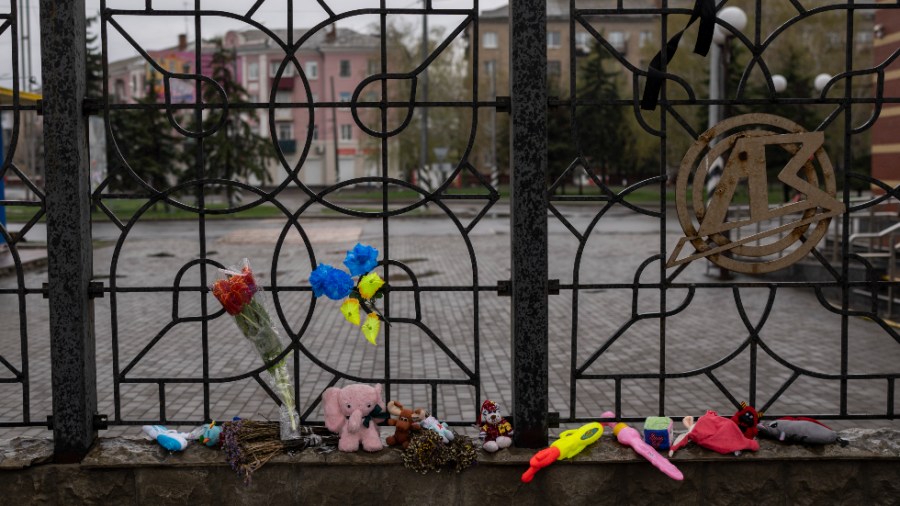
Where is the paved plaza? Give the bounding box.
[1,203,899,438]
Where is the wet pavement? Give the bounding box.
[1,203,898,438]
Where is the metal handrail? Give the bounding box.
[849,221,900,317]
[847,221,900,246]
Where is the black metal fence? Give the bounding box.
[0,0,45,431]
[0,0,898,457]
[558,0,899,426]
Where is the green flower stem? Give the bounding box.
[234,299,298,432]
[358,297,391,326]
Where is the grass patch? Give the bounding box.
[0,185,809,222]
[4,200,287,223]
[548,184,786,205]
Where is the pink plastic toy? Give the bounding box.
[601,411,683,481]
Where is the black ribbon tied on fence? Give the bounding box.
[641,0,716,111]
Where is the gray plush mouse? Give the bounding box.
[757,419,846,446]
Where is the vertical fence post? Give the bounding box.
[509,0,548,448]
[40,0,97,460]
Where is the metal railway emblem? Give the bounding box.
[667,114,845,274]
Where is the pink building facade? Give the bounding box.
[107,27,382,188]
[225,26,380,187]
[107,35,215,104]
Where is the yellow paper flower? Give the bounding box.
[361,312,381,345]
[340,298,360,326]
[358,272,385,300]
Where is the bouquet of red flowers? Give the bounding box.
[211,260,299,439]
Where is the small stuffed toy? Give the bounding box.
[142,425,190,452]
[643,416,673,450]
[421,416,455,444]
[188,421,222,447]
[198,422,222,447]
[323,383,389,452]
[731,402,762,439]
[478,399,513,452]
[669,411,759,456]
[385,401,427,449]
[757,417,846,445]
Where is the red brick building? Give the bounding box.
[872,8,900,201]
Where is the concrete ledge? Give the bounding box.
[1,428,899,505]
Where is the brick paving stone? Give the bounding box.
[1,209,898,438]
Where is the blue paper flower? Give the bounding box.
[308,264,353,300]
[343,243,379,277]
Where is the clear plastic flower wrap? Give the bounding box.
[211,259,300,440]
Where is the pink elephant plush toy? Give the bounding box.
[323,383,388,452]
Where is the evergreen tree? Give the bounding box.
[546,78,576,191]
[546,39,634,192]
[179,39,274,205]
[762,46,825,201]
[574,39,630,186]
[107,73,179,193]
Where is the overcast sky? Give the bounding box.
[0,0,507,89]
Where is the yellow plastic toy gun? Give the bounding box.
[521,422,604,483]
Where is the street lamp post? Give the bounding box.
[709,6,748,130]
[707,6,746,280]
[433,146,449,185]
[419,2,429,189]
[814,73,833,94]
[769,72,830,202]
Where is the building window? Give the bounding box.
[547,60,561,78]
[270,61,294,77]
[483,31,498,49]
[306,61,319,79]
[639,30,654,48]
[275,90,292,103]
[547,31,561,48]
[311,125,319,140]
[275,90,292,119]
[339,91,351,103]
[340,124,352,141]
[114,79,126,101]
[131,74,138,94]
[277,122,294,140]
[367,59,380,75]
[484,60,496,76]
[247,61,259,80]
[575,32,592,53]
[857,31,873,45]
[608,31,626,52]
[340,60,351,77]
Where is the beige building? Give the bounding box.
[468,1,659,179]
[473,0,660,95]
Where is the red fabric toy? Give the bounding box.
[731,402,762,439]
[669,410,760,456]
